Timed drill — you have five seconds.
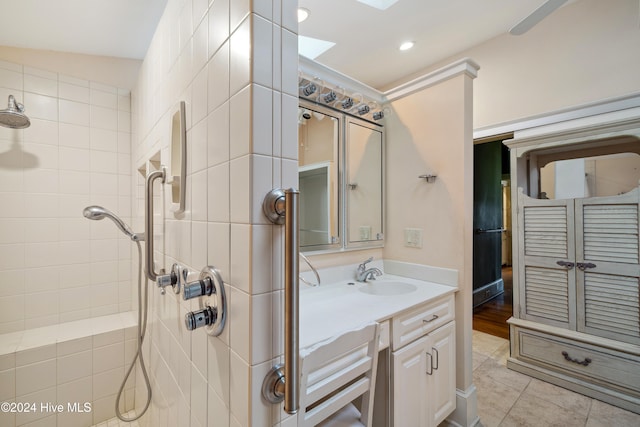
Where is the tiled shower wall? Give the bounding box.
[132,0,298,426]
[0,60,133,334]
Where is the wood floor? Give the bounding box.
[472,267,513,340]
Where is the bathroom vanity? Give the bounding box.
[299,261,458,427]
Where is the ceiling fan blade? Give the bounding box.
[509,0,568,35]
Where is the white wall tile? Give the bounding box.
[24,119,59,146]
[24,74,57,97]
[91,128,118,152]
[0,219,25,244]
[192,67,209,125]
[208,223,230,286]
[281,0,298,34]
[280,29,298,97]
[59,147,90,172]
[192,220,208,269]
[229,350,249,427]
[90,106,118,131]
[16,359,56,396]
[229,18,251,97]
[57,350,92,384]
[208,383,230,427]
[229,85,250,159]
[230,0,250,34]
[59,82,90,103]
[229,287,249,362]
[0,368,15,401]
[60,99,90,126]
[209,0,230,58]
[208,103,230,167]
[207,162,230,222]
[59,123,90,149]
[208,42,230,113]
[252,84,273,155]
[252,15,273,89]
[24,93,58,122]
[93,341,124,374]
[93,366,124,400]
[192,169,208,221]
[229,155,250,223]
[190,115,208,173]
[90,89,118,109]
[0,67,23,90]
[251,154,273,224]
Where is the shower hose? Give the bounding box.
[115,240,152,422]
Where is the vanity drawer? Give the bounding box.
[517,329,640,394]
[392,294,454,350]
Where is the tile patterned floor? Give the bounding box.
[472,330,640,427]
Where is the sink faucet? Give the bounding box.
[356,257,383,282]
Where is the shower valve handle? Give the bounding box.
[157,263,181,295]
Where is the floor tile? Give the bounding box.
[586,398,640,427]
[524,378,591,414]
[500,393,587,427]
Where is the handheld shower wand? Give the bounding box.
[82,205,151,422]
[82,206,144,241]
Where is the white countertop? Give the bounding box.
[299,273,457,348]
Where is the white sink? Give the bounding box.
[358,281,417,296]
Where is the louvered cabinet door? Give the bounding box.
[575,188,640,345]
[518,192,576,329]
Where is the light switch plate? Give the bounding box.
[404,228,423,248]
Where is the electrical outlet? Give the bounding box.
[404,228,423,248]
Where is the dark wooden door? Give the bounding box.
[473,141,504,307]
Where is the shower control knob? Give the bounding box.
[185,306,217,331]
[157,263,181,295]
[183,277,214,300]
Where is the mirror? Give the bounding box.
[297,101,385,252]
[346,118,384,247]
[298,102,341,250]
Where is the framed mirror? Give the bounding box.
[298,101,341,251]
[297,100,385,252]
[345,117,384,248]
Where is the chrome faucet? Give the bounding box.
[356,257,383,282]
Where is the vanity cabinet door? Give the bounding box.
[429,321,456,426]
[391,321,456,427]
[391,334,429,427]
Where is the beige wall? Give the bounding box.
[0,46,141,90]
[384,73,476,400]
[386,0,640,130]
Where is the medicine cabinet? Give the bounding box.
[298,100,384,252]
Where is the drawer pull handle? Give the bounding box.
[423,315,439,324]
[561,351,592,366]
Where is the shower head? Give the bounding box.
[83,205,143,241]
[0,95,30,129]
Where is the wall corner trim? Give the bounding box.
[384,58,480,102]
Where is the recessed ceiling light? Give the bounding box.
[298,8,310,23]
[399,41,415,51]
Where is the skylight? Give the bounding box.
[356,0,400,11]
[298,35,336,60]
